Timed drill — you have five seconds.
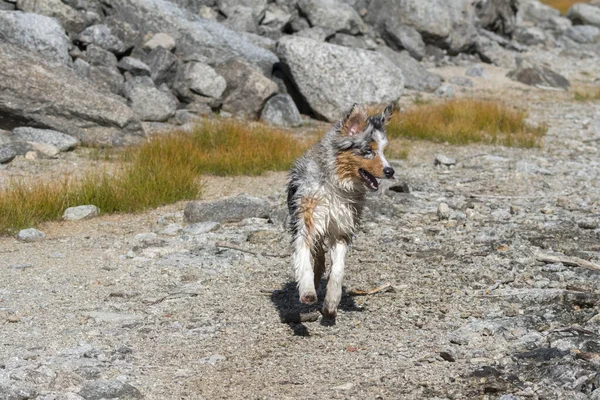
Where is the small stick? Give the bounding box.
[215,242,289,258]
[349,282,393,296]
[536,252,600,272]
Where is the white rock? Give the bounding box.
[63,205,100,221]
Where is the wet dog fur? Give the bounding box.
[287,104,395,319]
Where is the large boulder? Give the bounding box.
[260,93,302,127]
[475,0,518,37]
[277,36,404,121]
[122,78,179,122]
[0,42,144,146]
[174,62,227,102]
[0,11,72,66]
[366,0,478,54]
[104,0,279,75]
[297,0,367,34]
[507,59,570,89]
[521,0,571,31]
[566,3,600,28]
[376,47,442,92]
[216,59,279,118]
[380,20,426,60]
[15,0,93,33]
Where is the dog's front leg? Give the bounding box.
[323,240,348,319]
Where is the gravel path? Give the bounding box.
[1,64,600,400]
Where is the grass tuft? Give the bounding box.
[0,118,308,235]
[387,99,547,148]
[573,86,600,102]
[540,0,589,14]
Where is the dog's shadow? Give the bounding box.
[270,280,362,336]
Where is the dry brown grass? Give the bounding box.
[0,118,309,235]
[573,85,600,101]
[387,99,547,148]
[540,0,589,14]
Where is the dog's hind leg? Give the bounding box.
[323,240,348,319]
[313,243,326,295]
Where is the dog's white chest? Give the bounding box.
[320,194,357,239]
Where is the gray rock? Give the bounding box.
[260,5,292,32]
[297,0,366,34]
[476,35,515,68]
[184,194,271,223]
[381,20,426,60]
[86,65,126,96]
[277,36,404,121]
[78,380,143,400]
[295,26,335,42]
[465,64,485,77]
[435,83,455,98]
[434,154,457,167]
[239,31,277,52]
[328,33,375,49]
[197,354,226,365]
[83,45,119,67]
[182,222,220,235]
[0,144,17,163]
[118,57,152,76]
[123,80,179,122]
[376,47,442,92]
[0,1,15,9]
[17,228,46,242]
[522,0,560,26]
[144,46,179,87]
[475,0,518,37]
[567,3,600,28]
[217,0,267,17]
[578,218,599,230]
[223,5,258,33]
[12,127,80,152]
[63,205,100,221]
[73,57,91,78]
[0,11,71,66]
[0,42,143,147]
[77,24,127,54]
[514,26,547,46]
[507,60,570,90]
[174,62,227,102]
[260,94,302,127]
[217,59,279,118]
[104,0,278,75]
[366,0,478,54]
[437,203,451,220]
[16,0,90,32]
[565,25,600,44]
[143,32,176,51]
[449,76,473,87]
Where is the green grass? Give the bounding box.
[0,119,308,235]
[387,99,547,148]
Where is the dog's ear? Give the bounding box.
[381,104,394,125]
[341,104,368,136]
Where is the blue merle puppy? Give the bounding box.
[287,104,395,319]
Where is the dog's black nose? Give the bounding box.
[383,167,395,179]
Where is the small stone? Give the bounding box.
[7,314,20,323]
[197,354,226,365]
[143,32,176,51]
[182,222,220,235]
[437,203,451,220]
[541,262,566,272]
[78,379,143,400]
[0,144,17,163]
[435,83,455,98]
[260,94,302,127]
[540,206,553,215]
[434,154,456,167]
[9,263,33,270]
[157,223,183,236]
[332,382,354,391]
[449,76,473,87]
[439,350,456,362]
[63,205,100,221]
[76,24,126,54]
[17,228,46,242]
[509,205,521,215]
[578,218,599,230]
[466,64,485,77]
[117,57,151,76]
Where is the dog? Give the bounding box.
[287,103,395,319]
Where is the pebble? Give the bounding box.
[17,228,46,242]
[9,263,34,270]
[437,203,451,220]
[578,218,599,230]
[439,350,456,362]
[434,154,457,167]
[197,354,226,365]
[465,64,485,77]
[63,205,100,221]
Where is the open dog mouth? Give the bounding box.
[358,168,379,191]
